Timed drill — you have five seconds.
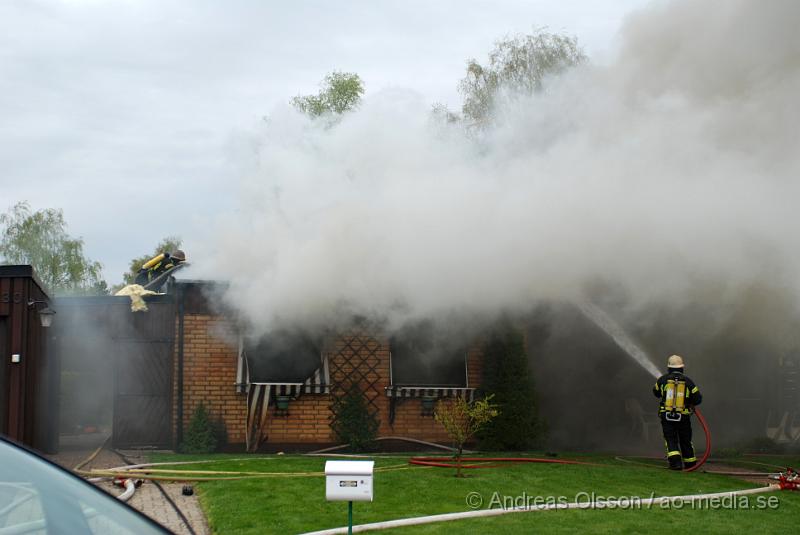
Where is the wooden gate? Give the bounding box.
[54,296,175,449]
[113,338,173,448]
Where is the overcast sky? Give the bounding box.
[0,0,650,285]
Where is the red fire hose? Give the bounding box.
[683,407,711,472]
[411,408,711,473]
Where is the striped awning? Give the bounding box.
[249,358,330,395]
[246,384,270,452]
[385,386,475,401]
[244,356,330,450]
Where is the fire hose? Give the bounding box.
[301,485,779,535]
[113,478,139,502]
[684,407,710,472]
[408,408,710,472]
[408,457,601,469]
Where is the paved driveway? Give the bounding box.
[49,434,210,535]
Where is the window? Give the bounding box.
[243,329,322,383]
[389,320,468,387]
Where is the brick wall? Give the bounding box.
[467,346,483,388]
[263,396,333,443]
[387,397,456,442]
[174,318,484,448]
[174,314,246,445]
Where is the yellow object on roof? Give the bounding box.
[114,284,160,312]
[141,253,166,270]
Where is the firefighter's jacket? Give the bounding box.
[653,370,702,416]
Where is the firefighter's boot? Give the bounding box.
[668,455,683,470]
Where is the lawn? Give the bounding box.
[148,452,800,534]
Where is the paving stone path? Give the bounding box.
[48,434,210,535]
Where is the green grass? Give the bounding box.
[148,452,800,534]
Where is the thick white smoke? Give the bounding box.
[201,0,800,335]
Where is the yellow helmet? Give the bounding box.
[667,354,684,368]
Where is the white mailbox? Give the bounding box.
[325,460,374,502]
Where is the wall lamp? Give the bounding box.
[28,299,56,328]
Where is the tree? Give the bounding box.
[434,395,498,477]
[430,102,461,124]
[0,201,107,295]
[478,326,541,450]
[459,31,585,125]
[330,381,380,452]
[292,71,364,117]
[120,236,183,287]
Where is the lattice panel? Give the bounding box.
[328,330,385,429]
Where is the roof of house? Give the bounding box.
[0,264,50,297]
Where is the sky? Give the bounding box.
[0,0,651,285]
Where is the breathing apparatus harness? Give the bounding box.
[663,376,690,422]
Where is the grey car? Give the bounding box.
[0,437,170,534]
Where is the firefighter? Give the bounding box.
[134,249,186,288]
[653,354,702,470]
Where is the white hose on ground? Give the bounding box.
[303,454,418,459]
[300,485,779,535]
[307,436,470,455]
[377,436,472,453]
[116,479,137,502]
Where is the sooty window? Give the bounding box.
[389,320,468,387]
[244,329,321,383]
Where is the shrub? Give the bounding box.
[435,395,499,477]
[181,403,218,454]
[478,325,541,449]
[331,381,379,452]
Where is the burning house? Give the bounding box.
[175,279,489,451]
[4,264,798,454]
[2,0,799,463]
[49,277,485,452]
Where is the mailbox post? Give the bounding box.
[325,460,374,535]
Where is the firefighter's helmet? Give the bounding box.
[667,354,684,368]
[171,250,186,262]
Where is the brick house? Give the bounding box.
[45,267,794,454]
[174,280,484,451]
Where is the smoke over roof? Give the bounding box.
[195,0,800,336]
